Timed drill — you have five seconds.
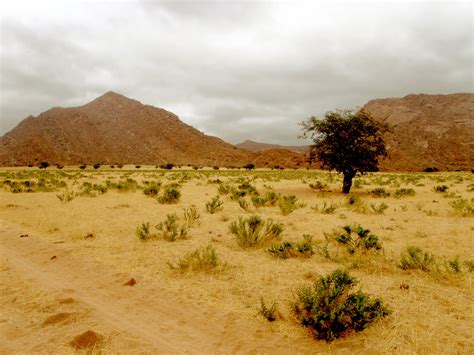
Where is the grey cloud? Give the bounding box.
[1,1,472,145]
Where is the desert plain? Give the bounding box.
[0,166,473,353]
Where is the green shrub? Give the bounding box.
[259,298,280,322]
[183,205,200,227]
[463,260,474,272]
[263,191,279,206]
[447,257,461,273]
[370,188,390,198]
[335,225,382,254]
[78,182,108,197]
[93,184,108,194]
[238,199,250,211]
[278,195,299,215]
[345,194,367,213]
[346,193,361,206]
[292,269,390,341]
[56,189,75,203]
[369,202,389,214]
[309,180,328,190]
[399,246,435,271]
[106,178,139,192]
[158,186,181,204]
[229,215,284,248]
[168,245,222,273]
[433,185,449,193]
[449,198,474,217]
[312,202,338,214]
[207,178,222,184]
[252,191,279,208]
[237,181,257,195]
[156,214,188,241]
[136,222,151,241]
[231,189,246,200]
[143,183,161,197]
[251,194,266,208]
[268,235,314,259]
[394,188,415,198]
[217,183,232,195]
[206,196,224,214]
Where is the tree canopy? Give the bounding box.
[301,109,388,193]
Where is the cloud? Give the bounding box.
[1,0,472,144]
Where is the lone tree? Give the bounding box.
[38,161,49,169]
[301,109,388,194]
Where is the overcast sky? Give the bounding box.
[0,0,472,145]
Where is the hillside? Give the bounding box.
[1,92,472,171]
[239,93,474,171]
[0,92,304,168]
[363,93,474,171]
[236,140,308,154]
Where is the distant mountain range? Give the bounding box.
[0,92,472,171]
[240,93,474,171]
[0,92,304,168]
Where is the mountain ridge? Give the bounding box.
[0,92,305,168]
[1,92,472,171]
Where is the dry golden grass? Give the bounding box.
[0,167,473,353]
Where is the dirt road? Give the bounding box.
[0,221,314,353]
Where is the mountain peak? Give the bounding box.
[87,91,140,106]
[101,91,126,98]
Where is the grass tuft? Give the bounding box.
[229,215,284,248]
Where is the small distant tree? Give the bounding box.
[301,109,388,194]
[93,163,101,169]
[243,163,255,171]
[38,161,49,169]
[160,163,174,170]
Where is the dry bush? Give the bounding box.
[229,215,284,248]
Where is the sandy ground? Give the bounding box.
[0,168,473,353]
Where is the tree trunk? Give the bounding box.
[342,172,355,194]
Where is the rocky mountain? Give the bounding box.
[239,93,473,171]
[236,140,308,154]
[363,93,474,171]
[1,92,472,171]
[0,92,305,168]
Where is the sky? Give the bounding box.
[0,0,472,145]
